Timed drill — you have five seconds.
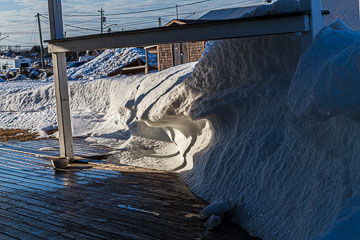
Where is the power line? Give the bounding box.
[107,12,198,21]
[106,0,210,16]
[29,19,37,46]
[39,0,211,17]
[105,0,262,22]
[72,0,262,32]
[63,23,99,32]
[40,14,99,32]
[73,18,99,24]
[6,0,264,42]
[107,19,160,28]
[1,38,31,45]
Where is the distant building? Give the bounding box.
[157,20,207,72]
[0,56,32,71]
[155,1,360,72]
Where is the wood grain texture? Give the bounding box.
[0,139,260,240]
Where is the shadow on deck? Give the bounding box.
[0,139,259,240]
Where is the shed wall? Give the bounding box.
[158,41,205,71]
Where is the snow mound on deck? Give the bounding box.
[178,21,360,240]
[287,19,360,120]
[0,64,203,171]
[67,47,157,80]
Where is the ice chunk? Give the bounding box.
[200,200,233,218]
[204,215,223,230]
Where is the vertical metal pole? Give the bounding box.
[300,0,324,51]
[158,17,162,27]
[176,5,179,19]
[99,8,104,34]
[48,0,74,160]
[36,13,45,69]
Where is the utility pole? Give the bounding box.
[98,8,104,34]
[36,13,45,69]
[158,17,162,27]
[176,5,179,19]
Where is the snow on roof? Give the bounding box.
[198,5,262,20]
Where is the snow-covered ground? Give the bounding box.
[1,1,360,239]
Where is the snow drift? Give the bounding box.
[178,20,360,240]
[67,47,157,80]
[1,9,360,240]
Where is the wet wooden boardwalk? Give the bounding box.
[0,139,259,240]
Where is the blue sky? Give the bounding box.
[0,0,264,48]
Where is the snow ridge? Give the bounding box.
[179,20,360,240]
[67,47,157,80]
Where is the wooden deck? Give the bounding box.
[0,139,259,240]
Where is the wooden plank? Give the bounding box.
[182,42,189,64]
[0,140,259,239]
[173,43,181,66]
[122,65,147,71]
[0,188,193,240]
[0,233,17,240]
[0,202,103,240]
[0,215,49,239]
[47,12,311,53]
[0,167,205,218]
[0,207,89,240]
[0,139,111,159]
[0,160,201,222]
[52,52,74,160]
[0,195,133,240]
[49,0,74,160]
[0,222,41,240]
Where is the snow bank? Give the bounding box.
[67,47,157,80]
[0,64,203,171]
[288,19,360,120]
[178,20,360,240]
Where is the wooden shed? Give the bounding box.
[157,20,207,71]
[107,57,157,77]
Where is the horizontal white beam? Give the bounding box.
[47,11,310,53]
[122,65,147,71]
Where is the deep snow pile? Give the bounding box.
[67,47,157,80]
[0,64,200,171]
[178,20,360,240]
